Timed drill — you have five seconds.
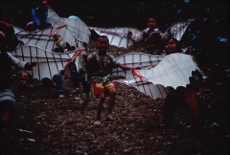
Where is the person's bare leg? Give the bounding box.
[96,93,105,121]
[107,88,116,114]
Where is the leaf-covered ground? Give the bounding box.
[1,44,229,155]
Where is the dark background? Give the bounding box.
[1,0,229,30]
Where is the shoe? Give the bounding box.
[54,47,64,53]
[65,42,71,50]
[59,94,65,98]
[93,120,101,125]
[69,46,76,51]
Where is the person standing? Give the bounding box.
[162,37,202,127]
[142,17,167,55]
[86,35,137,124]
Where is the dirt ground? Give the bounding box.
[1,43,229,155]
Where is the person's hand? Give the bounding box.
[24,62,36,70]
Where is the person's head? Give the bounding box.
[0,21,20,51]
[165,38,182,54]
[147,18,157,29]
[96,35,109,53]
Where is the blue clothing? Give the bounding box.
[31,4,51,29]
[0,89,16,107]
[53,73,65,94]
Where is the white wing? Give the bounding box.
[47,5,91,44]
[165,18,197,41]
[12,4,90,80]
[137,53,201,88]
[113,53,203,100]
[112,52,164,78]
[12,45,77,80]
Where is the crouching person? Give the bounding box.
[0,21,36,126]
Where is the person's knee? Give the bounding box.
[99,93,105,101]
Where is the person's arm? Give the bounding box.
[85,52,96,73]
[7,52,27,68]
[110,54,139,71]
[7,52,36,70]
[118,64,132,71]
[118,64,140,71]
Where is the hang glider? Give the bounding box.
[47,4,91,44]
[13,44,82,80]
[11,2,201,101]
[112,52,164,79]
[113,53,203,100]
[164,18,198,41]
[12,4,91,80]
